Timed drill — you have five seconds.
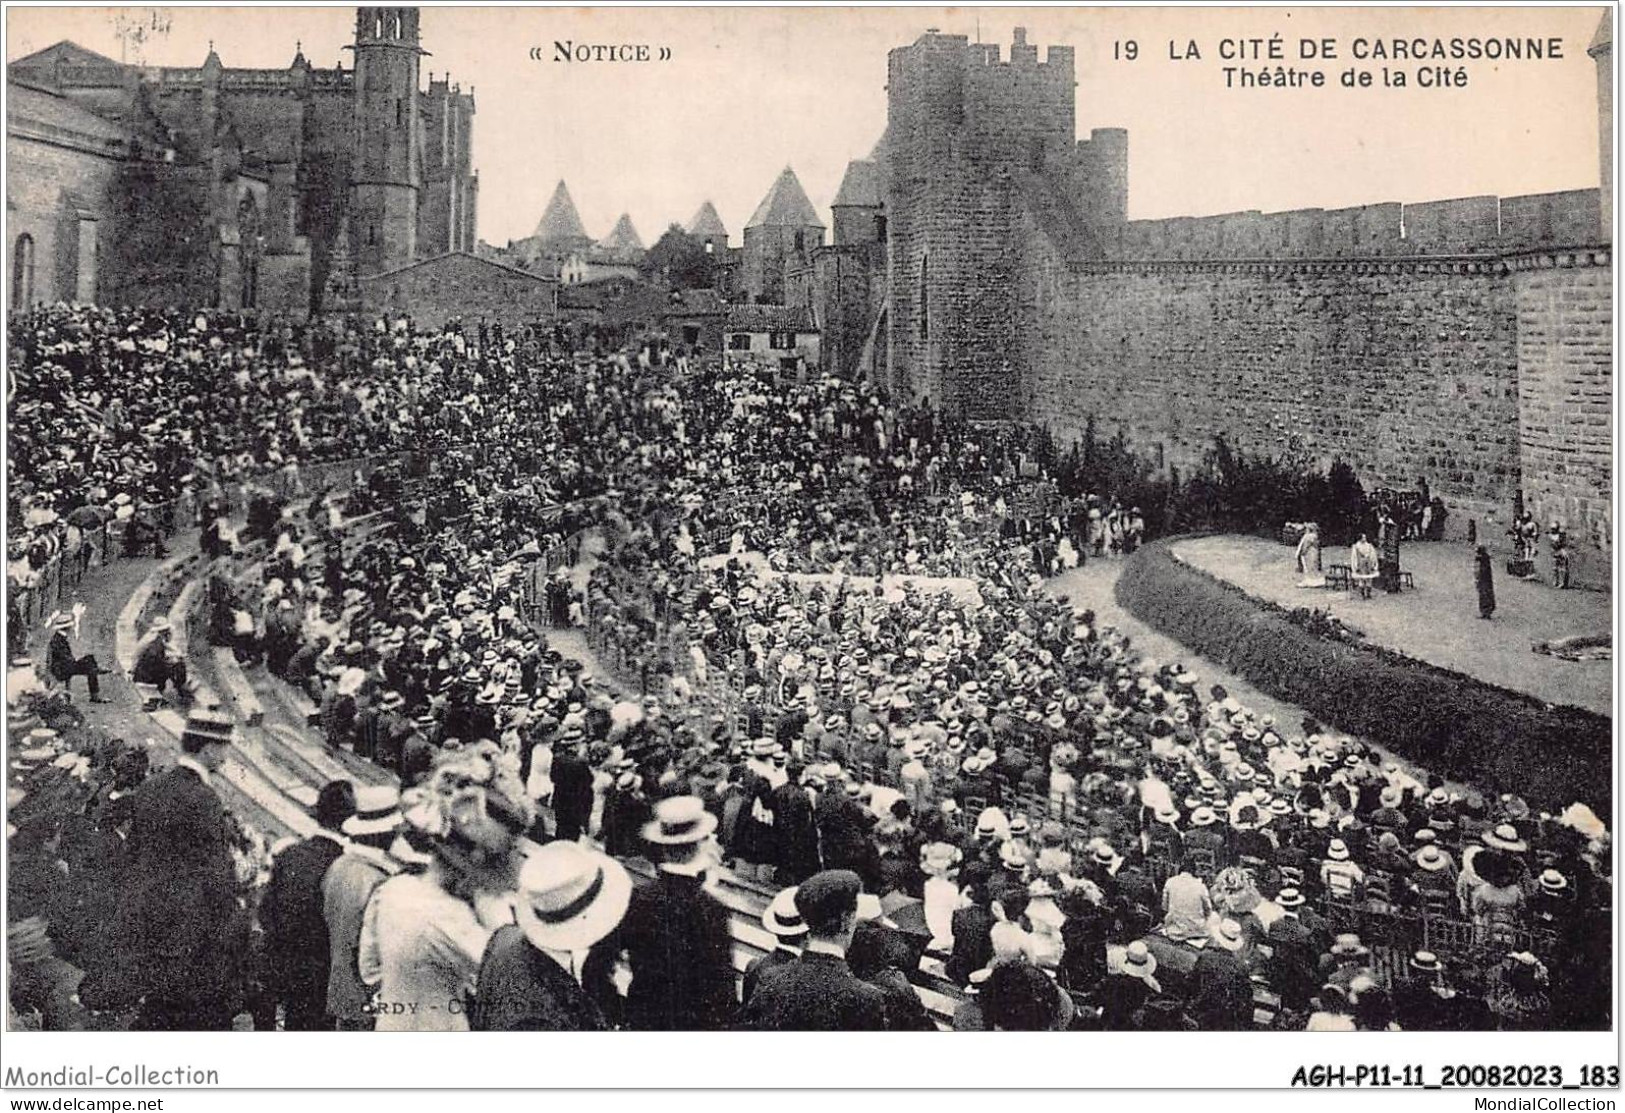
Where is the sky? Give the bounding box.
[7,5,1608,248]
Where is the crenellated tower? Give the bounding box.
[349,6,423,275]
[883,27,1124,415]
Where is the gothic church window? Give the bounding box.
[11,234,35,309]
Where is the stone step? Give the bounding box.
[211,648,266,726]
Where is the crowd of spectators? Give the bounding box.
[5,305,1612,1033]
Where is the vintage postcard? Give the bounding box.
[2,2,1616,1099]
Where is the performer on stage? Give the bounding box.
[1350,534,1379,600]
[1294,523,1324,588]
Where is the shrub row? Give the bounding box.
[1114,540,1612,815]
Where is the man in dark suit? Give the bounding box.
[745,869,887,1031]
[817,780,877,886]
[1190,919,1255,1030]
[772,766,821,884]
[109,711,248,1030]
[743,886,807,1006]
[550,733,594,842]
[46,612,107,702]
[1265,888,1323,1012]
[585,796,737,1031]
[257,780,355,1031]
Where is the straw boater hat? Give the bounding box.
[1415,845,1450,872]
[763,886,809,939]
[1189,806,1219,827]
[1410,951,1444,974]
[1276,887,1306,909]
[641,795,719,846]
[514,842,632,953]
[1538,869,1569,894]
[343,784,405,838]
[1326,839,1351,861]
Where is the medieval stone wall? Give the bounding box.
[1513,251,1614,588]
[1017,240,1524,530]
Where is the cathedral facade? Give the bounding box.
[7,6,477,316]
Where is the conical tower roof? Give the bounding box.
[597,213,644,254]
[832,160,881,208]
[746,167,823,230]
[687,200,729,239]
[533,180,589,243]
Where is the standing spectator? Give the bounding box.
[743,886,808,1006]
[108,711,248,1030]
[472,843,630,1031]
[588,796,737,1031]
[257,780,355,1030]
[322,787,421,1031]
[549,732,594,842]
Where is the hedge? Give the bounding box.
[1115,539,1612,815]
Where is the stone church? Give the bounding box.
[7,6,479,316]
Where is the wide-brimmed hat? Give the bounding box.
[514,842,632,953]
[1189,806,1219,827]
[1211,918,1245,952]
[641,795,719,846]
[1483,824,1528,853]
[343,784,404,837]
[763,886,809,938]
[1122,940,1158,980]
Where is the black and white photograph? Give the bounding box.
[1,1,1617,1097]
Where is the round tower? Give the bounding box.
[350,7,423,275]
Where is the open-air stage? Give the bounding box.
[1170,535,1613,719]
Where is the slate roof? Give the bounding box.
[358,251,556,284]
[687,200,728,239]
[10,40,126,71]
[533,181,590,242]
[597,213,644,254]
[6,80,132,152]
[727,304,816,332]
[746,167,823,230]
[833,159,881,208]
